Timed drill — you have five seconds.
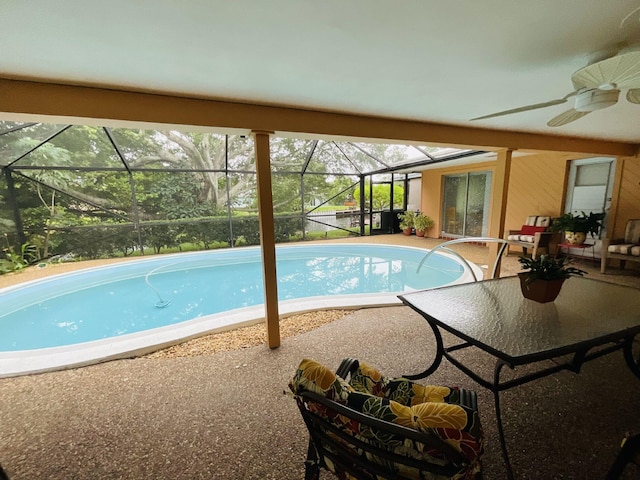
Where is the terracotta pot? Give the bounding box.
[518,273,565,303]
[564,231,586,246]
[402,228,412,236]
[415,229,425,237]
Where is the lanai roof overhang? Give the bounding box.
[1,78,639,349]
[1,79,637,159]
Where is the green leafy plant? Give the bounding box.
[414,213,434,232]
[0,240,39,275]
[551,211,605,237]
[397,211,415,230]
[518,254,587,285]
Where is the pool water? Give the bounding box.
[0,244,473,351]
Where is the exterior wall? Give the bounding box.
[420,152,595,239]
[420,161,495,238]
[503,152,571,235]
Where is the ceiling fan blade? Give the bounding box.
[546,109,590,127]
[626,88,640,104]
[572,50,640,90]
[470,93,574,121]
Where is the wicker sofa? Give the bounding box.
[601,219,640,273]
[289,358,484,480]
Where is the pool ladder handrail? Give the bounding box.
[417,237,510,282]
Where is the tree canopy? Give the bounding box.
[0,121,471,262]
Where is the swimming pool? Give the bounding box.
[0,243,481,376]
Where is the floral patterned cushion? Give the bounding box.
[291,359,484,479]
[350,362,467,406]
[347,360,388,395]
[348,362,483,463]
[289,358,353,403]
[347,392,482,465]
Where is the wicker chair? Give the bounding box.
[289,358,484,480]
[505,215,557,259]
[601,219,640,273]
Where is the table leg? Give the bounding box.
[494,360,515,480]
[404,320,444,380]
[623,335,640,380]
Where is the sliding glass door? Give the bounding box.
[441,171,492,237]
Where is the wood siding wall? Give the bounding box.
[419,152,605,239]
[504,152,569,235]
[613,157,640,239]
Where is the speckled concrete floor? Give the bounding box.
[0,305,639,479]
[1,236,639,479]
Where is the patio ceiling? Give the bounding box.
[1,1,640,156]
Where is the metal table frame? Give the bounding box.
[399,277,640,480]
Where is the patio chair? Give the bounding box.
[289,357,484,480]
[446,206,459,233]
[600,219,640,274]
[505,215,556,259]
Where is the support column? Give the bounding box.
[3,168,26,247]
[606,156,626,239]
[487,149,513,278]
[253,130,280,349]
[127,172,144,255]
[359,175,366,236]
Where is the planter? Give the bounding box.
[415,229,425,237]
[518,273,565,303]
[402,227,413,236]
[564,231,587,246]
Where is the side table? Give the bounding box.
[556,242,595,260]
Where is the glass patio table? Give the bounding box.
[399,276,640,480]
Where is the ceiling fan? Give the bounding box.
[471,49,640,127]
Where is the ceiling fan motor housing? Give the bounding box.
[574,88,620,112]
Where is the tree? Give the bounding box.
[135,171,214,220]
[326,175,360,205]
[353,183,405,210]
[2,122,426,259]
[129,131,255,210]
[15,141,76,256]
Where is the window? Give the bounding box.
[441,172,492,237]
[564,157,615,238]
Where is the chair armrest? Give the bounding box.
[532,231,555,246]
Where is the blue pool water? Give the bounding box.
[0,244,472,352]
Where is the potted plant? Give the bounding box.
[397,211,415,236]
[517,255,587,303]
[413,213,434,237]
[551,211,605,246]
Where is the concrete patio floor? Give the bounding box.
[0,234,639,479]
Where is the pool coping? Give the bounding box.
[0,244,483,378]
[0,294,404,378]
